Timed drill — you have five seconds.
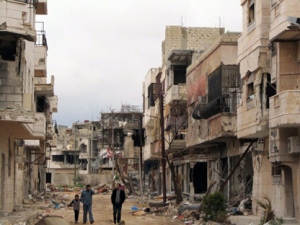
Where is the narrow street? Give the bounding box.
[44,192,182,225]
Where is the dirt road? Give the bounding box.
[45,192,183,225]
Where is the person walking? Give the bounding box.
[68,194,80,223]
[111,183,125,224]
[80,184,95,224]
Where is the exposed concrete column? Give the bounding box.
[189,162,195,203]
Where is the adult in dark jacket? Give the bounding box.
[111,183,126,224]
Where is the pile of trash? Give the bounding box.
[94,184,110,194]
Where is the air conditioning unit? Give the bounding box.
[287,136,300,154]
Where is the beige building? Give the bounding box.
[237,0,300,222]
[185,32,244,200]
[143,26,225,195]
[0,0,58,215]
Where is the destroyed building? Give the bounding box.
[47,121,101,185]
[47,105,144,188]
[0,0,58,215]
[97,106,144,190]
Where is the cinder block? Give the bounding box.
[6,94,22,102]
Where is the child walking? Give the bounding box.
[68,194,81,223]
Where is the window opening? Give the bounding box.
[247,83,254,100]
[248,0,255,24]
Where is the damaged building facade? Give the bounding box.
[97,106,144,191]
[238,0,300,222]
[143,1,300,223]
[47,105,144,188]
[185,32,248,201]
[47,121,101,185]
[0,0,58,215]
[143,26,226,196]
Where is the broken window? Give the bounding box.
[247,83,254,100]
[248,0,255,24]
[36,96,47,112]
[266,78,276,109]
[272,165,281,184]
[173,65,186,85]
[0,38,17,61]
[79,143,87,152]
[52,155,64,162]
[147,83,156,108]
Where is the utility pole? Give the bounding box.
[138,115,143,197]
[159,93,166,203]
[73,121,79,186]
[112,125,115,177]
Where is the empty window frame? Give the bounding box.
[247,83,254,100]
[248,0,255,24]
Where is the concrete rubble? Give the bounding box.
[0,184,263,225]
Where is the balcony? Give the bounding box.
[143,142,160,161]
[165,84,187,105]
[208,113,237,139]
[168,139,186,152]
[0,0,35,41]
[0,105,36,139]
[268,128,298,163]
[269,1,300,41]
[269,90,300,128]
[48,95,58,113]
[237,102,269,139]
[36,0,47,15]
[34,44,47,77]
[34,23,47,77]
[23,112,46,139]
[144,107,155,127]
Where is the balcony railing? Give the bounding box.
[35,22,47,47]
[165,83,187,105]
[269,90,300,128]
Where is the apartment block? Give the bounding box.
[0,0,58,215]
[143,26,225,197]
[237,0,300,222]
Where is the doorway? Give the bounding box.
[193,162,207,194]
[46,172,52,183]
[282,166,295,218]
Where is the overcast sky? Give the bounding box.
[37,0,242,127]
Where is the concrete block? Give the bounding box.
[6,94,22,102]
[0,86,14,94]
[7,9,22,20]
[0,94,7,102]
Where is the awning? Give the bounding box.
[24,140,40,146]
[24,140,41,151]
